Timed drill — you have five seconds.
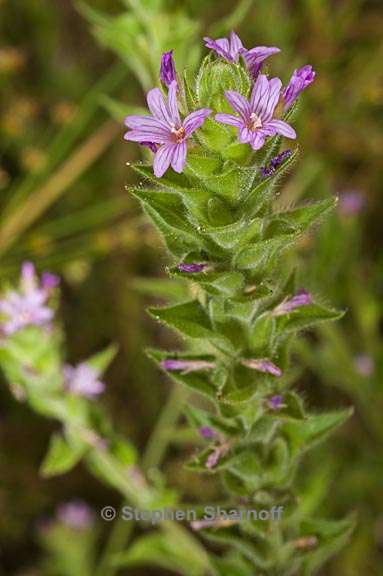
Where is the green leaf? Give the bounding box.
[207,197,235,227]
[40,433,87,477]
[170,266,244,298]
[222,142,251,163]
[113,524,214,576]
[149,300,221,341]
[198,117,233,152]
[186,151,222,177]
[201,526,270,570]
[300,515,356,576]
[212,553,255,576]
[185,405,240,437]
[270,197,337,235]
[147,349,218,401]
[234,235,296,272]
[131,163,191,192]
[282,408,353,456]
[132,276,190,301]
[249,313,275,354]
[276,302,344,333]
[202,217,263,250]
[131,188,203,256]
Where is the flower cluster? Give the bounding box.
[0,263,107,400]
[0,262,58,335]
[124,32,315,177]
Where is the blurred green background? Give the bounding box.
[0,0,382,574]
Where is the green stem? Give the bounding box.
[142,383,188,472]
[96,383,188,575]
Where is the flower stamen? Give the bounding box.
[248,112,263,130]
[171,125,186,143]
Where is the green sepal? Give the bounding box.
[196,59,249,111]
[182,68,197,113]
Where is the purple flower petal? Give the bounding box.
[225,90,251,121]
[168,81,181,126]
[266,119,296,139]
[177,262,207,273]
[229,31,244,56]
[41,272,60,291]
[243,46,280,79]
[283,65,316,112]
[268,395,284,410]
[249,131,266,150]
[264,77,283,120]
[124,130,171,144]
[183,109,211,136]
[153,144,175,178]
[139,141,158,153]
[64,363,105,398]
[21,261,35,283]
[273,289,312,316]
[161,359,215,372]
[239,125,252,144]
[206,448,221,469]
[204,36,234,62]
[214,113,243,127]
[199,426,216,440]
[147,88,174,125]
[354,354,374,377]
[124,115,168,131]
[171,142,187,173]
[57,501,94,530]
[160,50,177,87]
[261,149,292,178]
[250,74,270,118]
[241,358,282,377]
[338,190,365,216]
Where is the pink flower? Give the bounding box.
[204,31,280,80]
[124,81,211,178]
[0,262,58,335]
[215,74,296,151]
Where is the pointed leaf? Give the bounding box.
[40,433,87,477]
[282,408,353,456]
